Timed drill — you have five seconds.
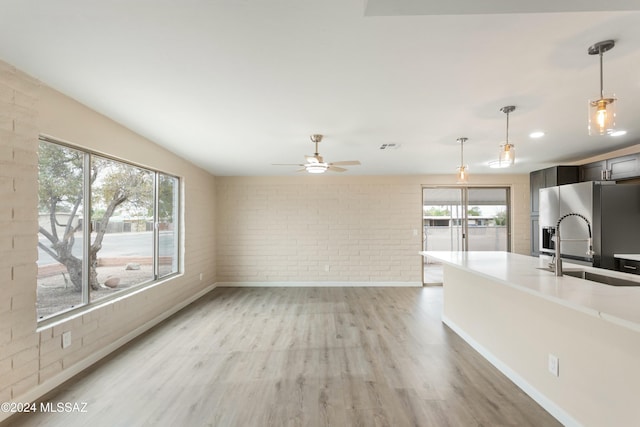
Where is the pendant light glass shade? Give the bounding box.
[588,96,616,135]
[455,137,468,183]
[587,40,616,136]
[456,165,468,184]
[498,142,515,167]
[498,106,516,167]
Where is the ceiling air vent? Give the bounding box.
[379,143,401,150]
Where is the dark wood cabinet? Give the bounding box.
[530,169,545,215]
[529,166,579,256]
[530,216,540,257]
[616,257,640,276]
[580,160,606,181]
[579,154,640,181]
[608,154,640,180]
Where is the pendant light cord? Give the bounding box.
[599,48,604,99]
[505,111,510,145]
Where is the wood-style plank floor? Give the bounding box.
[4,287,561,427]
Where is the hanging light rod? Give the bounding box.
[587,39,616,136]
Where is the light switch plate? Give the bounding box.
[62,331,72,349]
[548,353,559,377]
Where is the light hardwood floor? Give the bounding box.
[4,287,561,427]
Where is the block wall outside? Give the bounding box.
[0,59,217,414]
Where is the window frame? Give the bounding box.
[37,135,181,324]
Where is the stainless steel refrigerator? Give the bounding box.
[539,181,640,270]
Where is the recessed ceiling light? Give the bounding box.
[488,159,511,169]
[529,131,545,139]
[609,130,627,137]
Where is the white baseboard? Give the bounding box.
[215,281,423,288]
[442,315,581,427]
[0,283,217,424]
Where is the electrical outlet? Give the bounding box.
[199,273,203,281]
[62,331,72,349]
[548,354,559,377]
[324,265,330,272]
[413,229,418,237]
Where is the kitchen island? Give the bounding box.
[421,251,640,427]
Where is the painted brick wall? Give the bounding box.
[0,59,217,419]
[0,60,41,404]
[216,176,424,283]
[216,175,532,284]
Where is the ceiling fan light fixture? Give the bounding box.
[587,40,617,136]
[455,137,469,184]
[305,163,328,174]
[273,134,361,174]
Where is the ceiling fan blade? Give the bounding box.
[330,160,360,166]
[272,163,305,166]
[328,165,347,172]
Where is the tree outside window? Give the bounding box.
[37,139,180,320]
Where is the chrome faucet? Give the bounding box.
[553,213,595,277]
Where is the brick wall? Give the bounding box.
[0,60,41,404]
[0,59,217,419]
[216,176,423,283]
[216,174,532,284]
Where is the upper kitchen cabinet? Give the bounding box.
[580,160,607,181]
[530,166,579,214]
[580,154,640,181]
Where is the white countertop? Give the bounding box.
[614,254,640,262]
[421,251,640,333]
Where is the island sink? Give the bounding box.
[536,267,640,287]
[562,270,640,287]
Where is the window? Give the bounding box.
[37,137,180,320]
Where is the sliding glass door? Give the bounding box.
[422,186,510,284]
[466,188,510,251]
[422,188,467,252]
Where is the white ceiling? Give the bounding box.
[2,1,640,176]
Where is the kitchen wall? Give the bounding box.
[216,174,531,285]
[0,59,216,419]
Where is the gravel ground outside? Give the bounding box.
[37,263,155,319]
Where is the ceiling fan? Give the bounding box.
[273,134,361,174]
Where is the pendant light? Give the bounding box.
[588,40,616,136]
[498,106,516,167]
[455,137,468,183]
